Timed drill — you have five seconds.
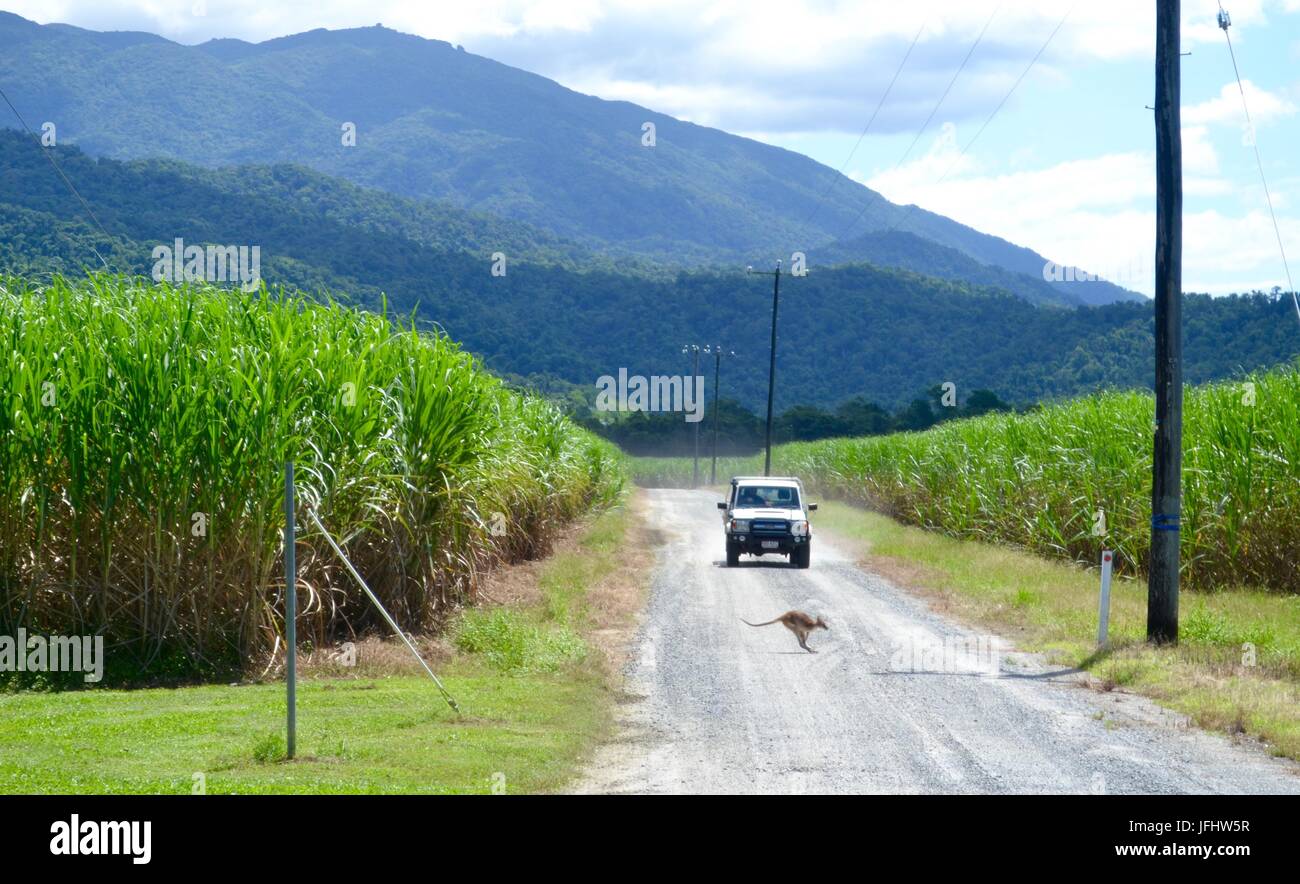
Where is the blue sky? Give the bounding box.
[9,0,1300,296]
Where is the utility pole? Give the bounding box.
[705,345,735,484]
[748,260,794,477]
[1149,0,1182,644]
[682,344,702,487]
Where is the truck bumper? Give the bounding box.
[728,533,809,556]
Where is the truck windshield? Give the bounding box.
[734,485,800,508]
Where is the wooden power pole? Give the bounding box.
[691,345,701,488]
[1149,0,1182,644]
[748,261,783,477]
[708,345,733,485]
[683,344,702,488]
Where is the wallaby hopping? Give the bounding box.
[741,610,828,653]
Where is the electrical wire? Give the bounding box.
[0,82,115,271]
[884,4,1074,240]
[829,5,1001,245]
[1215,2,1299,326]
[797,22,926,235]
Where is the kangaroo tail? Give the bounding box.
[741,618,782,627]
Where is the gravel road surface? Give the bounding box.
[574,489,1300,794]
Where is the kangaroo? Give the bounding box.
[741,610,828,653]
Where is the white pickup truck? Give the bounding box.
[716,476,817,568]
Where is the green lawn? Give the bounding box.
[0,501,635,794]
[0,665,604,794]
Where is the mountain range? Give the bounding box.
[0,11,1136,307]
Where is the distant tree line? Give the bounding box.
[577,386,1014,456]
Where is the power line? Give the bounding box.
[883,4,1074,240]
[1214,4,1300,326]
[0,82,115,272]
[797,22,926,234]
[828,5,1001,246]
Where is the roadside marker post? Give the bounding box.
[1097,550,1114,647]
[284,461,296,759]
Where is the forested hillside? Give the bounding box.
[2,131,1295,413]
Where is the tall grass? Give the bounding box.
[775,366,1300,592]
[0,274,624,678]
[628,366,1300,591]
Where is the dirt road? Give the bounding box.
[575,489,1300,794]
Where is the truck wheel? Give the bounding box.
[726,541,740,567]
[793,543,811,569]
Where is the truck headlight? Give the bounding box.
[790,519,809,537]
[730,519,750,533]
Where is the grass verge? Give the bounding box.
[813,501,1300,761]
[0,496,646,794]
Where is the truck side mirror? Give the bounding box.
[717,501,728,510]
[808,503,818,511]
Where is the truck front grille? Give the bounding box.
[751,519,789,534]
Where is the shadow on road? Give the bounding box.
[711,559,799,569]
[877,667,1084,680]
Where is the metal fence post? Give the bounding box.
[284,461,296,759]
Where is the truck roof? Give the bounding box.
[730,476,801,485]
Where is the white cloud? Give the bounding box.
[11,0,1299,140]
[1181,125,1219,176]
[1183,80,1297,128]
[869,137,1150,220]
[866,124,1296,295]
[1184,208,1300,293]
